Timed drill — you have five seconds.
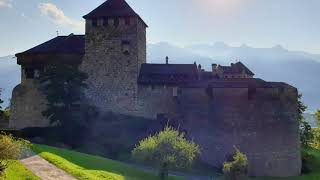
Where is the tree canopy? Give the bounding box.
[316,110,320,126]
[39,63,88,126]
[39,63,88,147]
[298,94,313,147]
[0,89,3,110]
[132,127,200,179]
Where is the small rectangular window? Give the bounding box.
[92,19,97,27]
[122,40,130,45]
[173,87,178,97]
[25,68,35,79]
[248,87,257,100]
[114,18,119,27]
[103,17,108,26]
[125,17,130,25]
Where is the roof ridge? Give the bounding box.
[83,0,148,27]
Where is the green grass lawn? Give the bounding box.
[0,160,40,180]
[255,148,320,180]
[32,144,184,180]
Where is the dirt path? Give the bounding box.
[20,155,77,180]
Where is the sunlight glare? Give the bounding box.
[202,0,242,15]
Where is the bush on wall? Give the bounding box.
[223,147,248,180]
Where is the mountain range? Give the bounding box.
[0,42,319,113]
[0,55,20,108]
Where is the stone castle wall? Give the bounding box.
[9,62,301,177]
[136,84,300,177]
[10,79,50,129]
[81,17,146,116]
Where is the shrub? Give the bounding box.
[311,128,320,150]
[0,133,30,176]
[301,150,315,174]
[132,126,200,179]
[0,109,10,121]
[223,148,248,180]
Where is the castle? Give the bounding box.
[10,0,301,177]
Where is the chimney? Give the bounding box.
[198,64,202,80]
[212,64,217,69]
[165,56,169,64]
[212,64,218,72]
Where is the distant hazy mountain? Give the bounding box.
[148,42,320,112]
[0,42,319,111]
[0,56,20,109]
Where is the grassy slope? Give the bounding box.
[32,144,183,180]
[255,149,320,180]
[0,161,40,180]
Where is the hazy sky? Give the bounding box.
[0,0,319,56]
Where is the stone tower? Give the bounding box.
[81,0,147,115]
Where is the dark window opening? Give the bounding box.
[92,19,97,27]
[25,68,35,79]
[103,17,108,26]
[122,40,130,45]
[123,50,130,55]
[114,18,119,27]
[248,87,257,100]
[125,17,130,25]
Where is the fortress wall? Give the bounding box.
[10,80,50,129]
[170,86,300,177]
[136,85,178,119]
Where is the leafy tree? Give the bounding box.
[39,63,88,147]
[0,89,3,110]
[316,110,320,126]
[298,94,313,147]
[311,128,320,150]
[132,127,200,179]
[223,147,248,180]
[0,89,4,119]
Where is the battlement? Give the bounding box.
[86,17,136,28]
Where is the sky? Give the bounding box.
[0,0,319,56]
